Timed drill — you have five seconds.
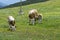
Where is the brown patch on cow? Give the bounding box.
[8,20,15,26]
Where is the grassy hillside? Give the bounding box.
[0,0,60,40]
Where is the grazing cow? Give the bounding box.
[29,9,42,25]
[8,16,16,31]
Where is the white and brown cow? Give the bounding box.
[8,16,16,31]
[29,9,42,25]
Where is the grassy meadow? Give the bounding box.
[0,0,60,40]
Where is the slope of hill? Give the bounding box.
[0,0,60,40]
[3,0,48,8]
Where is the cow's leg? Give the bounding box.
[31,18,35,25]
[29,18,35,25]
[8,25,12,31]
[38,15,42,23]
[11,26,16,31]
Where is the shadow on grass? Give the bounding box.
[0,0,49,9]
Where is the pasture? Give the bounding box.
[0,0,60,40]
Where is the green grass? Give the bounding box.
[0,0,60,40]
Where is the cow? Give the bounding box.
[8,16,16,31]
[29,9,42,25]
